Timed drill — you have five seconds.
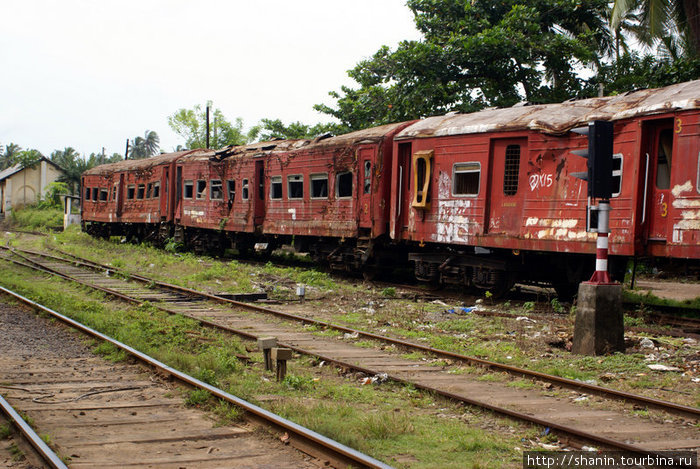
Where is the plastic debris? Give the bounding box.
[647,364,681,372]
[582,446,597,452]
[343,332,359,340]
[639,338,655,349]
[460,307,475,314]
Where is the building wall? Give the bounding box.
[3,163,64,212]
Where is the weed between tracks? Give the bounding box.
[0,255,537,468]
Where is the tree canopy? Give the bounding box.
[168,103,258,149]
[256,118,339,141]
[128,130,160,159]
[315,0,700,131]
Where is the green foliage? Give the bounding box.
[522,301,535,311]
[551,298,564,314]
[168,102,257,149]
[282,374,314,391]
[591,53,700,94]
[10,205,63,230]
[257,118,339,140]
[316,0,610,130]
[0,423,11,439]
[128,130,160,159]
[38,182,70,209]
[381,287,397,298]
[185,389,212,406]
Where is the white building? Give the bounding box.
[0,157,65,216]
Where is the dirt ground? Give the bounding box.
[634,279,700,302]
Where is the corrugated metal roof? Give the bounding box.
[396,79,700,139]
[82,150,208,176]
[0,163,23,182]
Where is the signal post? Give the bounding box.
[570,121,625,355]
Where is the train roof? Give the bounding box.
[396,79,700,139]
[303,121,413,148]
[211,139,309,161]
[82,150,210,176]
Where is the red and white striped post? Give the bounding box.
[587,199,613,284]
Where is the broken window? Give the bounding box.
[656,128,673,189]
[153,181,160,199]
[92,188,98,202]
[137,184,145,199]
[310,173,328,199]
[242,179,249,200]
[503,145,520,196]
[288,174,303,199]
[146,183,153,199]
[227,180,236,201]
[99,189,108,202]
[210,179,223,200]
[111,184,118,201]
[611,154,623,197]
[336,171,352,198]
[85,187,91,201]
[453,162,480,196]
[196,180,207,199]
[270,176,282,199]
[412,150,433,208]
[183,180,193,199]
[127,185,135,200]
[363,161,371,195]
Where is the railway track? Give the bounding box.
[1,245,698,457]
[0,285,392,469]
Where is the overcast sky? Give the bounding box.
[1,1,420,158]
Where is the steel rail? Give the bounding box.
[0,285,393,469]
[0,249,691,454]
[0,394,68,469]
[29,246,700,420]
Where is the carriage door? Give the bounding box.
[160,167,169,219]
[358,147,374,228]
[116,173,125,217]
[253,160,266,226]
[175,166,183,220]
[643,120,674,242]
[485,138,527,235]
[396,142,412,237]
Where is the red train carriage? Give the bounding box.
[390,80,700,296]
[82,150,204,240]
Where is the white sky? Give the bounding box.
[1,1,420,157]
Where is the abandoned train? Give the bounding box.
[82,80,700,296]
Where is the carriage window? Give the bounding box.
[92,188,98,201]
[146,183,153,199]
[85,187,91,201]
[656,128,673,189]
[227,180,235,201]
[270,176,282,199]
[288,174,304,199]
[242,179,249,200]
[453,162,481,196]
[363,161,371,194]
[137,184,145,199]
[311,173,328,199]
[196,180,207,199]
[336,171,353,198]
[210,180,223,200]
[99,189,108,202]
[611,154,623,197]
[412,151,433,208]
[183,180,193,199]
[127,185,136,200]
[153,181,160,198]
[111,184,118,201]
[503,145,520,196]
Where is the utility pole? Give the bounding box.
[125,139,130,161]
[206,105,211,149]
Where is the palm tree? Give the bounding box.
[612,0,700,56]
[143,130,160,157]
[128,130,160,159]
[0,143,23,170]
[51,147,84,195]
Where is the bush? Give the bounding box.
[10,205,63,230]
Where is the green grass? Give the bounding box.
[0,423,11,439]
[623,289,700,311]
[0,258,533,468]
[9,205,63,230]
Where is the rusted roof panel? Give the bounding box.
[306,121,413,148]
[397,80,700,139]
[211,139,309,161]
[82,150,209,176]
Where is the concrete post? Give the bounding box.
[272,347,293,381]
[572,283,624,355]
[257,337,277,371]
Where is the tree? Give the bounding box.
[612,0,700,57]
[0,143,23,170]
[316,0,612,130]
[51,147,89,195]
[256,118,339,141]
[128,130,160,159]
[168,103,253,149]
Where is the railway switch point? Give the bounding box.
[258,337,278,371]
[272,347,293,381]
[572,283,624,355]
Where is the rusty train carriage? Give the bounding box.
[82,80,700,295]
